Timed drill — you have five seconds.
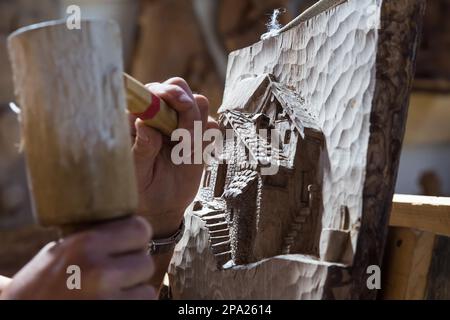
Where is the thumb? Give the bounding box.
[132,119,163,179]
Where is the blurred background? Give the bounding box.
[0,0,448,290]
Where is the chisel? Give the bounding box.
[124,73,178,136]
[10,73,179,137]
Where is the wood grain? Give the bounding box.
[390,195,450,237]
[381,227,435,300]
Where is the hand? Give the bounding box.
[130,77,218,238]
[1,216,155,300]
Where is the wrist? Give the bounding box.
[148,218,185,255]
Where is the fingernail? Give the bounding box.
[178,92,193,104]
[146,83,162,93]
[145,82,160,89]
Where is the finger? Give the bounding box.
[132,119,163,163]
[193,94,212,157]
[78,216,152,255]
[164,77,194,98]
[207,116,219,130]
[202,116,220,166]
[146,83,201,132]
[128,111,138,138]
[165,78,203,133]
[193,94,209,129]
[104,252,155,290]
[132,120,162,192]
[145,83,194,112]
[119,284,157,300]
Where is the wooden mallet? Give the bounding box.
[7,19,153,233]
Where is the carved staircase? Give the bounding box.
[281,206,311,254]
[199,209,232,266]
[281,184,319,254]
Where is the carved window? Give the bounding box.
[214,163,227,197]
[275,102,284,120]
[301,172,309,203]
[230,208,235,221]
[257,114,270,129]
[203,169,212,188]
[284,130,291,144]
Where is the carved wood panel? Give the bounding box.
[169,0,425,299]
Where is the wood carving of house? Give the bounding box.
[197,74,325,266]
[169,0,424,300]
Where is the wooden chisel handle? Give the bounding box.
[124,73,178,136]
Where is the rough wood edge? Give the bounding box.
[425,235,450,299]
[350,0,426,299]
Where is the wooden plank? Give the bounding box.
[390,195,450,237]
[381,227,435,300]
[383,194,450,300]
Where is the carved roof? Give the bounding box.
[219,74,321,139]
[223,169,258,200]
[269,82,321,138]
[219,74,273,114]
[222,111,288,167]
